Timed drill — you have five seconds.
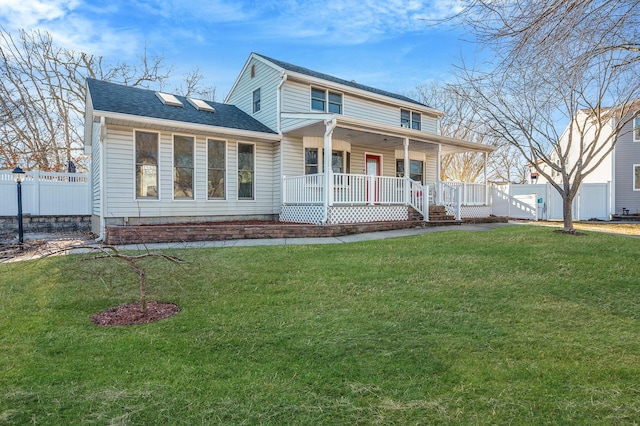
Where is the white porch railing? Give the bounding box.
[282,173,324,204]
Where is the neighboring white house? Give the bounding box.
[84,53,495,238]
[529,108,639,215]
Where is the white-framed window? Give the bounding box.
[396,159,424,183]
[634,117,640,142]
[135,130,159,199]
[207,139,226,199]
[305,148,318,174]
[238,143,255,200]
[400,109,421,130]
[173,135,194,199]
[252,88,261,113]
[634,164,640,190]
[311,87,342,114]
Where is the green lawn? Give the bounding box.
[1,226,639,425]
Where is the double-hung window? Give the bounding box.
[135,131,159,199]
[634,117,640,142]
[311,87,342,114]
[396,159,424,183]
[207,139,226,199]
[634,164,640,190]
[238,143,254,200]
[174,135,194,199]
[305,148,318,174]
[252,88,261,113]
[400,109,421,130]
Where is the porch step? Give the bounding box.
[409,205,457,222]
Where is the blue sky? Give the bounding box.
[0,0,482,100]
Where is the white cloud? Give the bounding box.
[0,0,80,28]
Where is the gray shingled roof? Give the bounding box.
[254,53,430,109]
[87,78,277,134]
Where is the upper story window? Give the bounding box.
[634,117,640,142]
[311,87,342,114]
[253,88,261,113]
[401,109,421,130]
[135,131,159,199]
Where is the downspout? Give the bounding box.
[98,116,107,241]
[436,144,442,204]
[276,71,287,134]
[484,151,488,205]
[403,138,410,209]
[323,118,337,224]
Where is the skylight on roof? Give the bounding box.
[155,92,183,107]
[187,97,216,113]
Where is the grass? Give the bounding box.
[1,225,639,424]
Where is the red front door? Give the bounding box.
[366,154,381,203]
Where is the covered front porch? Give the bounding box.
[278,114,493,225]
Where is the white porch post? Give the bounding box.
[484,151,488,204]
[403,138,409,205]
[436,144,442,204]
[322,118,337,224]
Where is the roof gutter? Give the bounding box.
[93,110,281,142]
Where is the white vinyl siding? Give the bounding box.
[280,80,438,134]
[225,58,281,131]
[102,125,280,222]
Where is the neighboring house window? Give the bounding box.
[207,139,225,199]
[311,88,342,114]
[174,135,194,199]
[250,64,255,78]
[305,148,318,174]
[634,164,640,190]
[238,143,254,200]
[400,109,421,130]
[634,117,640,142]
[396,159,424,183]
[135,131,159,199]
[253,88,261,113]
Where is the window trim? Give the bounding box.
[311,87,342,114]
[134,129,160,201]
[207,138,227,200]
[400,109,421,131]
[172,134,195,200]
[634,164,640,191]
[237,142,256,201]
[252,88,261,114]
[634,117,640,142]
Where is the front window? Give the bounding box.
[634,117,640,142]
[311,88,342,114]
[400,110,421,130]
[305,148,318,174]
[174,135,194,199]
[238,143,254,200]
[253,88,261,113]
[396,159,424,183]
[634,164,640,190]
[135,131,159,199]
[332,150,344,173]
[311,88,326,111]
[328,92,342,114]
[207,139,225,199]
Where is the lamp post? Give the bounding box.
[12,167,25,247]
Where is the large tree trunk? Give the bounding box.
[562,195,575,233]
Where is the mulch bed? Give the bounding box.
[91,301,181,326]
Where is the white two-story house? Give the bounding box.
[85,53,494,239]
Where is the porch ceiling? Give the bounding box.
[283,116,492,156]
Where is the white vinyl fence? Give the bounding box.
[493,182,611,221]
[0,171,91,216]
